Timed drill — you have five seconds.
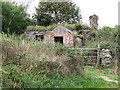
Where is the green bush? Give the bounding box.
[26,23,88,32]
[84,26,118,58]
[2,33,84,77]
[2,1,30,34]
[74,23,82,31]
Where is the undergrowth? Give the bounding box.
[1,66,118,88]
[2,33,84,88]
[27,23,89,31]
[1,25,119,88]
[84,26,118,54]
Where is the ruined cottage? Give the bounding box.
[25,14,99,47]
[25,26,74,47]
[47,26,74,46]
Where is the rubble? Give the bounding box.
[100,49,112,67]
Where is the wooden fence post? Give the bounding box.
[96,45,100,68]
[80,48,82,57]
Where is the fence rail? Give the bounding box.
[69,46,100,66]
[69,48,97,50]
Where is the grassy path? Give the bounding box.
[98,76,118,83]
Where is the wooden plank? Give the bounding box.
[81,56,97,57]
[69,48,97,50]
[96,45,100,67]
[78,52,97,54]
[68,47,100,66]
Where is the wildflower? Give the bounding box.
[26,68,30,71]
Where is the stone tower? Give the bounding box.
[89,14,99,30]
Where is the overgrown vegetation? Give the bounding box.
[1,32,118,88]
[27,23,88,31]
[1,65,118,88]
[2,1,30,34]
[84,26,118,57]
[1,0,119,88]
[2,33,85,88]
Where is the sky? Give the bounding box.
[10,0,119,28]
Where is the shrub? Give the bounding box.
[27,23,87,32]
[84,26,118,64]
[74,23,82,31]
[2,33,84,77]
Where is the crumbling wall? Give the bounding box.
[100,49,112,67]
[25,30,37,40]
[74,37,83,47]
[89,14,98,30]
[25,30,47,41]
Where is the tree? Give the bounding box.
[34,2,82,26]
[2,1,30,34]
[117,26,120,59]
[115,26,120,74]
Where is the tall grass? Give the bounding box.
[1,33,118,88]
[2,65,118,88]
[2,33,83,76]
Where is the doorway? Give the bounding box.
[54,36,63,44]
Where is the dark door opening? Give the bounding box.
[99,58,102,64]
[54,36,63,44]
[35,34,44,41]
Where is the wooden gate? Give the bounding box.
[69,46,100,66]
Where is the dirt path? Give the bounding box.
[99,76,118,83]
